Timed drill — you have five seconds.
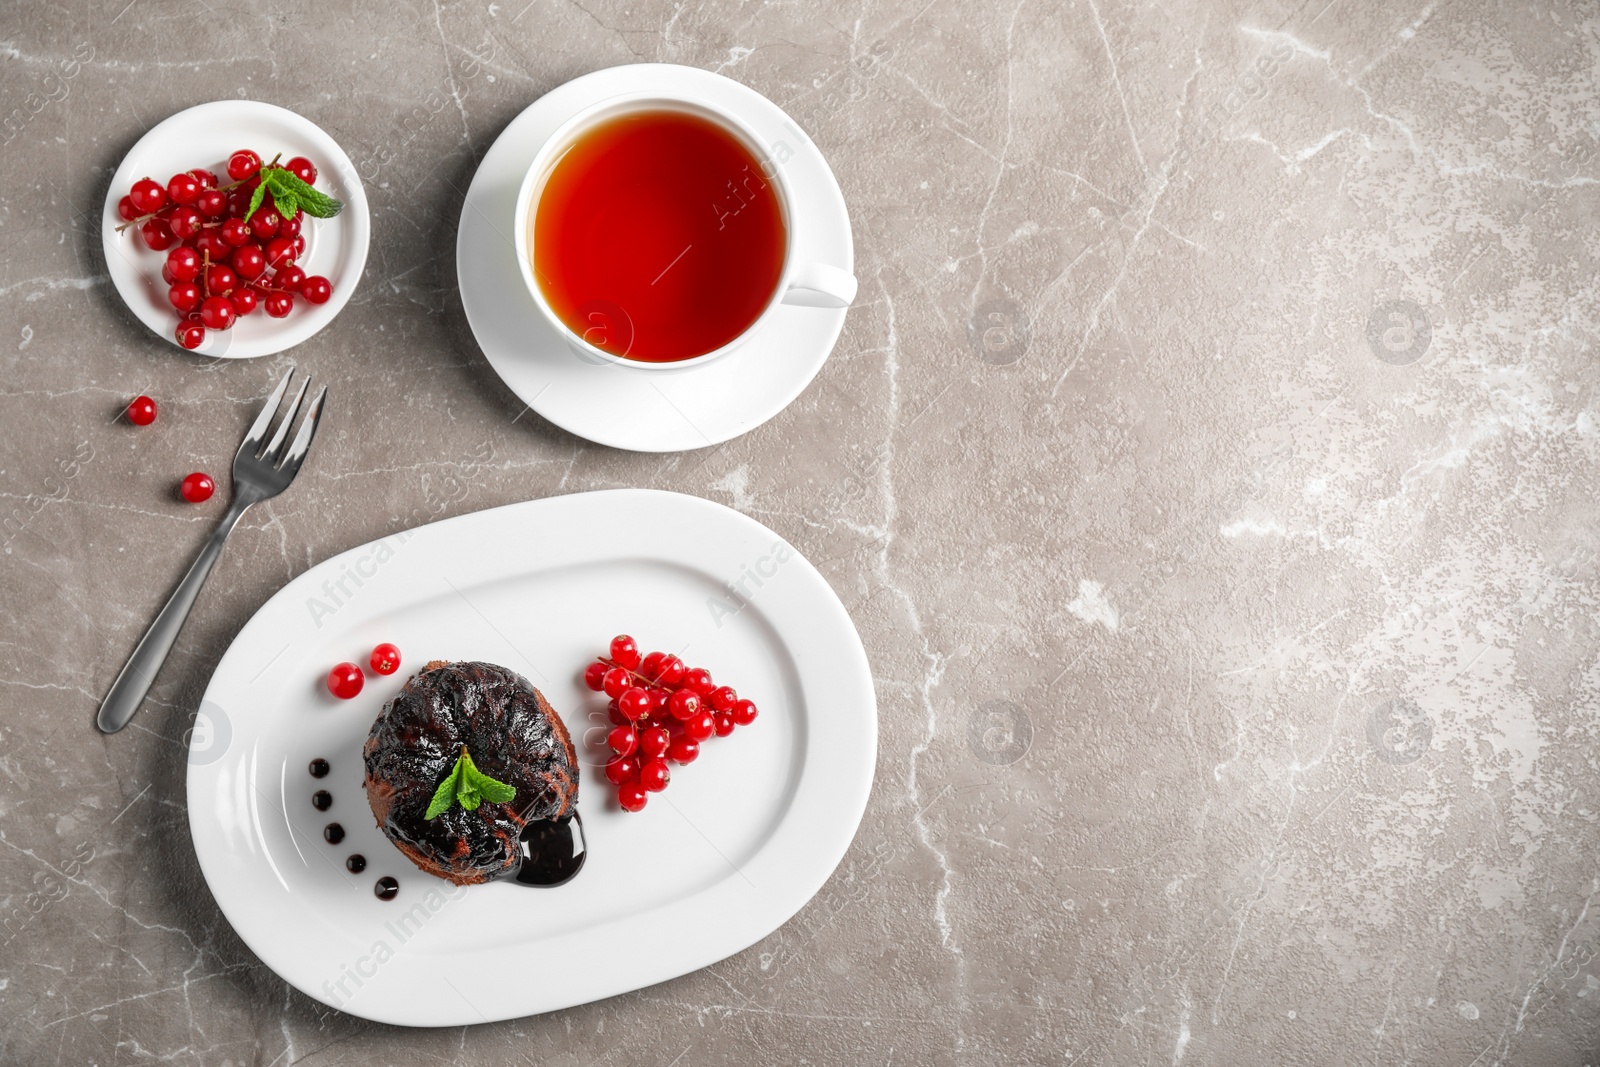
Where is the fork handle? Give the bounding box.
[96,498,252,734]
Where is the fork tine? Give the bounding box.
[278,385,326,474]
[238,367,295,463]
[259,375,310,464]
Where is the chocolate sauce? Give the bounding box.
[375,876,399,900]
[309,758,330,778]
[311,790,332,811]
[346,854,366,874]
[511,813,586,887]
[324,823,345,844]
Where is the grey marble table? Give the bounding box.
[3,1,1598,1064]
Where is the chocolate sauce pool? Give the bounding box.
[508,813,586,887]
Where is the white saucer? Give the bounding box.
[101,100,370,359]
[456,64,854,452]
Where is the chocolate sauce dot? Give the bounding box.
[375,876,399,901]
[511,813,586,887]
[346,854,366,874]
[311,790,332,811]
[323,823,344,844]
[308,758,330,778]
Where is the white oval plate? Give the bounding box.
[102,100,370,359]
[187,489,876,1025]
[457,64,854,452]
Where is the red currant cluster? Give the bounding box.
[584,635,759,813]
[115,150,333,350]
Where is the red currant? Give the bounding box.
[166,208,203,240]
[227,149,261,181]
[166,172,200,205]
[583,661,609,691]
[249,208,281,240]
[682,667,715,697]
[684,709,715,743]
[617,687,651,721]
[617,784,648,812]
[369,642,401,675]
[140,217,176,251]
[165,245,201,282]
[638,759,670,792]
[729,699,758,726]
[713,712,735,737]
[607,726,637,757]
[117,195,140,222]
[609,635,641,670]
[606,698,628,726]
[299,275,332,305]
[639,726,670,759]
[194,230,231,260]
[195,189,227,218]
[205,264,238,295]
[226,190,253,218]
[230,287,258,316]
[667,688,699,721]
[264,236,296,269]
[639,651,668,682]
[232,245,266,280]
[667,735,700,763]
[326,662,363,699]
[220,218,251,247]
[601,667,633,699]
[175,321,205,349]
[263,291,294,318]
[277,212,302,238]
[129,178,167,214]
[275,265,307,292]
[188,168,218,190]
[285,156,318,184]
[604,756,638,786]
[291,234,306,258]
[126,395,157,426]
[657,656,686,688]
[168,283,202,313]
[709,686,738,713]
[180,471,215,503]
[199,296,235,330]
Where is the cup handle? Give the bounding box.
[782,262,858,309]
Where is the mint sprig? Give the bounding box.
[246,165,342,222]
[424,746,517,819]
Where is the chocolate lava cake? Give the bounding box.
[363,660,579,885]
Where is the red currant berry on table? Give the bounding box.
[166,172,201,205]
[617,686,652,721]
[641,651,670,682]
[709,686,738,713]
[583,661,609,691]
[126,395,157,426]
[195,189,227,218]
[199,296,236,331]
[220,217,251,247]
[175,321,206,350]
[263,291,294,318]
[193,231,231,260]
[712,713,735,737]
[667,688,699,721]
[275,265,307,292]
[682,667,715,697]
[180,471,215,503]
[617,784,648,812]
[729,699,758,726]
[604,756,638,786]
[607,726,637,757]
[226,149,261,181]
[285,156,318,184]
[129,177,167,214]
[205,264,238,295]
[326,662,364,700]
[369,642,402,675]
[249,208,281,240]
[140,218,176,251]
[168,283,202,313]
[299,275,332,305]
[667,735,700,763]
[276,212,302,239]
[639,726,670,759]
[658,656,687,688]
[232,245,266,280]
[166,207,202,240]
[165,245,201,282]
[188,168,218,190]
[638,758,670,793]
[601,667,632,699]
[229,287,257,316]
[684,709,716,743]
[117,195,140,222]
[608,635,641,670]
[264,236,297,269]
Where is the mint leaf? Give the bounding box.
[266,166,342,219]
[424,746,515,818]
[271,189,298,220]
[243,182,268,222]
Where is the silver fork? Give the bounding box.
[97,368,327,734]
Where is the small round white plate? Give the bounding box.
[457,64,854,452]
[187,489,877,1025]
[101,100,370,359]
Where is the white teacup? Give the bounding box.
[513,90,857,370]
